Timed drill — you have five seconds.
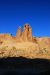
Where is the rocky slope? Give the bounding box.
[0,24,50,59]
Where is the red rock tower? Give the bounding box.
[23,24,29,41]
[28,26,33,41]
[16,27,22,38]
[16,24,33,42]
[23,24,33,41]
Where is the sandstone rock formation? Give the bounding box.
[16,24,33,42]
[16,27,22,38]
[0,24,50,59]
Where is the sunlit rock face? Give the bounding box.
[16,24,33,42]
[0,24,50,59]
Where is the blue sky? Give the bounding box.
[0,0,50,37]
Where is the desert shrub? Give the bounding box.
[41,48,48,54]
[39,50,43,54]
[11,46,16,50]
[0,46,8,50]
[37,48,49,55]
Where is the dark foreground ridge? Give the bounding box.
[0,57,50,75]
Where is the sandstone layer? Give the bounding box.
[0,24,50,59]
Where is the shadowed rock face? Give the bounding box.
[0,57,50,75]
[0,24,50,59]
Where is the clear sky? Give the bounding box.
[0,0,50,37]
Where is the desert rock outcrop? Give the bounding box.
[0,24,50,59]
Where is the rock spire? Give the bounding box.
[16,24,33,41]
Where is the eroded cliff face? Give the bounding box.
[0,24,50,59]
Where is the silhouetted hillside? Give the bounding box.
[0,57,50,75]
